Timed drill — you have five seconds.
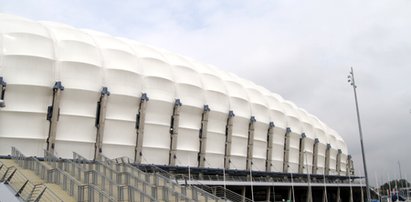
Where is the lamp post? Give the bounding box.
[347,67,371,202]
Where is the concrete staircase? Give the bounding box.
[0,159,74,202]
[8,147,223,202]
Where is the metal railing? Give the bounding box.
[0,160,64,202]
[110,156,225,202]
[103,155,197,201]
[73,152,157,200]
[11,147,115,202]
[43,150,156,202]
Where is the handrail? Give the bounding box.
[11,147,115,202]
[101,155,195,201]
[73,152,157,201]
[45,149,158,201]
[111,156,225,202]
[0,160,64,201]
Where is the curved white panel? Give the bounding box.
[104,69,143,96]
[175,105,202,167]
[0,14,351,174]
[3,33,54,60]
[2,56,55,87]
[205,111,228,168]
[0,16,50,37]
[58,62,103,91]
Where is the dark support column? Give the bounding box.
[307,185,313,202]
[336,187,341,202]
[349,184,354,202]
[325,144,331,175]
[266,187,271,202]
[94,87,110,160]
[283,128,291,173]
[169,99,182,166]
[241,187,246,202]
[246,116,256,171]
[0,77,6,108]
[224,111,235,170]
[361,187,365,202]
[312,138,319,174]
[134,93,149,163]
[336,149,342,176]
[298,133,306,173]
[322,187,327,202]
[198,105,210,168]
[347,155,353,176]
[265,122,275,172]
[46,81,64,153]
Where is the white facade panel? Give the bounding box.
[58,62,102,91]
[105,69,142,96]
[3,33,53,59]
[0,14,351,175]
[2,56,54,87]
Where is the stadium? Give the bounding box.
[0,13,365,201]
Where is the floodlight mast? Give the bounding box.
[347,67,371,202]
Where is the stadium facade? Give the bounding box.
[0,13,362,201]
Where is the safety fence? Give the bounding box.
[110,156,225,202]
[11,147,115,202]
[0,160,63,202]
[43,149,156,202]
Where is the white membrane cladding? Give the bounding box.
[0,13,348,173]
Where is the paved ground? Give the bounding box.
[0,182,23,202]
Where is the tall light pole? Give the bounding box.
[347,67,371,202]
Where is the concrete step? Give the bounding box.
[0,159,76,202]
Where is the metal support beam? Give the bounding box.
[325,144,331,175]
[322,187,327,202]
[336,187,341,202]
[0,77,6,108]
[169,99,182,166]
[283,127,291,173]
[46,81,64,153]
[246,116,256,171]
[347,155,354,176]
[312,138,319,175]
[198,105,210,168]
[298,133,306,173]
[336,149,342,176]
[349,182,354,202]
[266,187,271,202]
[134,93,149,163]
[265,122,275,172]
[94,87,110,160]
[241,187,246,202]
[307,184,313,202]
[224,110,235,170]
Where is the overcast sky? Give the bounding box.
[1,0,410,186]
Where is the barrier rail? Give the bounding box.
[44,149,156,202]
[111,156,225,202]
[73,152,157,201]
[0,160,64,202]
[11,147,115,202]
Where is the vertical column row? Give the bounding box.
[94,87,110,160]
[134,93,149,163]
[246,116,256,170]
[224,111,235,170]
[169,99,182,166]
[198,105,210,168]
[46,81,64,153]
[0,77,6,108]
[265,122,275,172]
[283,128,292,173]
